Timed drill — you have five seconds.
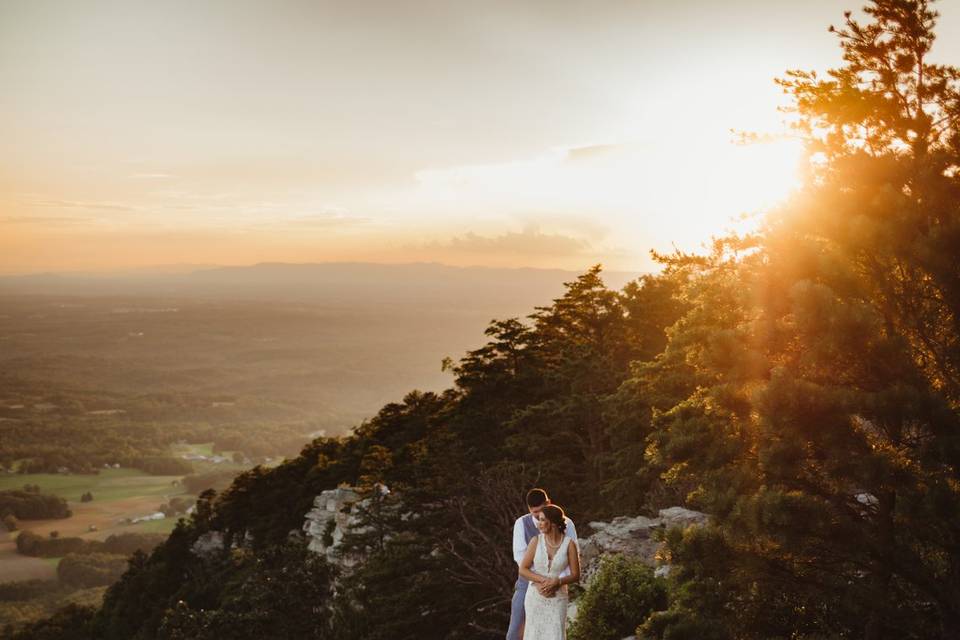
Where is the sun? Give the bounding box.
[611,133,805,255]
[400,129,805,269]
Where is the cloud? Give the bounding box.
[0,216,93,225]
[563,143,623,163]
[424,226,591,258]
[27,199,136,212]
[256,213,373,229]
[508,212,611,242]
[409,141,647,215]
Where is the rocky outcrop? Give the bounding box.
[191,531,225,558]
[302,484,396,569]
[566,507,708,628]
[577,507,708,584]
[302,487,360,564]
[190,530,256,558]
[657,506,709,530]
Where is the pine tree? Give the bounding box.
[647,2,960,637]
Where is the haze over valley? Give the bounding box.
[0,262,641,432]
[0,261,643,626]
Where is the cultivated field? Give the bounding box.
[16,494,183,541]
[0,466,199,583]
[0,444,254,553]
[0,468,185,503]
[0,528,54,582]
[0,462,227,627]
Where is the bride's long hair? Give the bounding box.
[541,504,566,534]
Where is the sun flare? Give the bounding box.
[409,133,804,261]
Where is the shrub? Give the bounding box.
[101,532,167,556]
[57,553,129,588]
[133,456,193,475]
[639,610,731,640]
[159,496,192,517]
[15,530,166,559]
[15,531,43,556]
[568,555,668,640]
[2,603,96,639]
[0,490,71,520]
[0,579,62,602]
[182,470,237,494]
[16,531,90,557]
[2,514,19,531]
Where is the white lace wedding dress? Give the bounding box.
[523,534,574,639]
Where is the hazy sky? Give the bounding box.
[3,1,960,274]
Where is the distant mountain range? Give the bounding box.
[0,262,645,312]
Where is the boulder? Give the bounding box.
[578,515,660,584]
[657,506,709,530]
[191,531,225,558]
[302,487,360,564]
[566,507,707,628]
[577,508,708,585]
[190,530,254,558]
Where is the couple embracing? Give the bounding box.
[506,488,581,640]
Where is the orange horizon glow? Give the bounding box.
[3,1,959,276]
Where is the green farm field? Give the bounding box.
[0,460,195,627]
[171,442,216,457]
[0,468,184,503]
[0,465,204,585]
[0,453,248,627]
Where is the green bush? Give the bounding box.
[133,456,193,475]
[639,610,731,640]
[182,470,237,494]
[0,579,62,602]
[16,532,89,557]
[100,532,167,556]
[14,530,167,560]
[2,514,19,532]
[159,496,192,517]
[2,603,96,640]
[57,553,129,588]
[0,490,71,520]
[568,555,668,640]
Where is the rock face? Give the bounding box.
[565,507,707,628]
[191,530,255,558]
[302,487,360,564]
[191,531,225,558]
[577,507,708,585]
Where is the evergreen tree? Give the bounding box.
[645,2,960,637]
[505,266,636,519]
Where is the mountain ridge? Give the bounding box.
[0,262,646,310]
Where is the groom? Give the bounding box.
[506,488,577,640]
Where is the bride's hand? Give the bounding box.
[537,577,559,597]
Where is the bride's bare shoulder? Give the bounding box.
[521,535,539,562]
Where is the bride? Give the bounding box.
[518,504,581,639]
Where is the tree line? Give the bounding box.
[0,418,306,476]
[0,532,170,634]
[14,532,167,559]
[0,491,71,521]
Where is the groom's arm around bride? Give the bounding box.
[505,488,578,640]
